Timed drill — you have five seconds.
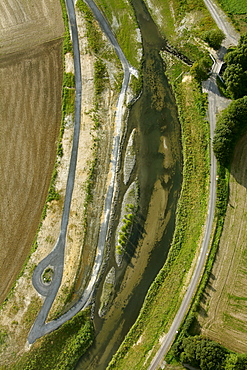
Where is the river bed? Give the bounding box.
[76,0,182,368]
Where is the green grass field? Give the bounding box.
[216,0,247,32]
[218,0,247,14]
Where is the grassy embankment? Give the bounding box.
[94,0,141,69]
[94,0,142,94]
[12,310,93,370]
[165,164,229,367]
[168,9,247,366]
[145,0,218,60]
[105,2,219,368]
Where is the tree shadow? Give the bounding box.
[197,304,208,319]
[123,213,146,264]
[217,46,228,62]
[230,133,247,189]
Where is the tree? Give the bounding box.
[178,336,228,369]
[198,339,227,369]
[225,353,247,370]
[213,96,247,166]
[191,56,212,81]
[223,64,247,99]
[203,29,225,50]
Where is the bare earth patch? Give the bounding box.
[198,133,247,353]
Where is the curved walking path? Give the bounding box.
[148,1,239,368]
[28,0,136,344]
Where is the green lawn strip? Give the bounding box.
[166,164,230,366]
[93,0,141,68]
[216,0,247,16]
[60,0,73,54]
[13,310,94,370]
[107,59,210,369]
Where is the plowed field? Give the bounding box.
[0,0,64,304]
[198,133,247,353]
[0,0,63,55]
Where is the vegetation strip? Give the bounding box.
[13,310,94,370]
[167,164,230,366]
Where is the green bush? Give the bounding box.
[191,55,212,81]
[94,59,107,96]
[63,72,75,88]
[76,0,103,54]
[60,0,72,53]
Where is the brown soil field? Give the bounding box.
[0,0,64,305]
[0,0,63,56]
[198,133,247,353]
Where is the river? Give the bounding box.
[76,0,182,368]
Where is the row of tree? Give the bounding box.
[172,335,247,370]
[212,33,247,166]
[223,33,247,99]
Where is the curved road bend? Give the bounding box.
[29,0,136,343]
[148,1,239,368]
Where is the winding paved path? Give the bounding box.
[28,0,136,344]
[148,1,239,368]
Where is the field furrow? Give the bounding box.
[0,39,64,304]
[198,133,247,353]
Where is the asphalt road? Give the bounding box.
[28,0,136,343]
[148,1,239,368]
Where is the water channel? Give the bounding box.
[76,0,182,368]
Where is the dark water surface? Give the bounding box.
[76,0,182,368]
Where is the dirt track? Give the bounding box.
[198,133,247,353]
[0,0,64,304]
